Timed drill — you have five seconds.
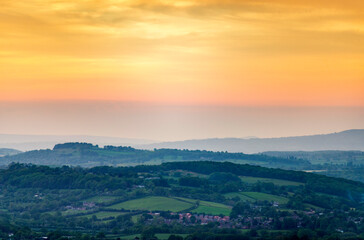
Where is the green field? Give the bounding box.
[224,192,255,202]
[175,197,232,216]
[61,209,93,216]
[241,192,289,204]
[80,211,127,220]
[240,176,304,186]
[192,205,231,216]
[107,196,193,212]
[225,192,321,209]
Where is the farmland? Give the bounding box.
[175,197,232,216]
[106,196,193,212]
[241,192,289,204]
[0,160,363,239]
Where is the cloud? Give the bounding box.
[0,0,363,105]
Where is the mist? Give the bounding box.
[0,101,363,142]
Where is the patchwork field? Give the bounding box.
[105,196,232,216]
[106,196,193,212]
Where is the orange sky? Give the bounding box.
[1,0,364,106]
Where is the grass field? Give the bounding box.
[106,196,193,212]
[240,176,304,186]
[175,197,232,216]
[224,192,255,202]
[192,205,231,216]
[80,211,127,220]
[241,192,289,204]
[225,192,321,210]
[61,209,93,216]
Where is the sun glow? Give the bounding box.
[0,0,363,106]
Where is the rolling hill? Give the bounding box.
[262,150,364,165]
[139,129,364,153]
[1,160,364,238]
[0,142,309,168]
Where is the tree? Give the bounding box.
[96,232,105,239]
[168,235,183,240]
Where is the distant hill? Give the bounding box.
[262,150,364,165]
[0,142,309,168]
[0,134,156,151]
[0,148,21,157]
[261,150,364,183]
[138,129,364,154]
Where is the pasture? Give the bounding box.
[241,192,289,204]
[224,192,255,202]
[106,196,193,212]
[175,197,232,216]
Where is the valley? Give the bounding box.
[0,161,363,239]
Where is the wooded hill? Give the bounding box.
[0,142,310,168]
[1,161,364,239]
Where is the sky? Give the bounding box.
[1,0,364,140]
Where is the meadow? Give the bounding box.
[175,197,232,216]
[241,192,289,204]
[106,196,193,212]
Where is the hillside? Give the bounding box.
[262,150,364,165]
[0,161,363,239]
[0,142,309,168]
[139,129,364,153]
[261,150,364,183]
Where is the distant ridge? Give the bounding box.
[138,129,364,154]
[0,142,308,168]
[0,148,21,157]
[0,134,156,151]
